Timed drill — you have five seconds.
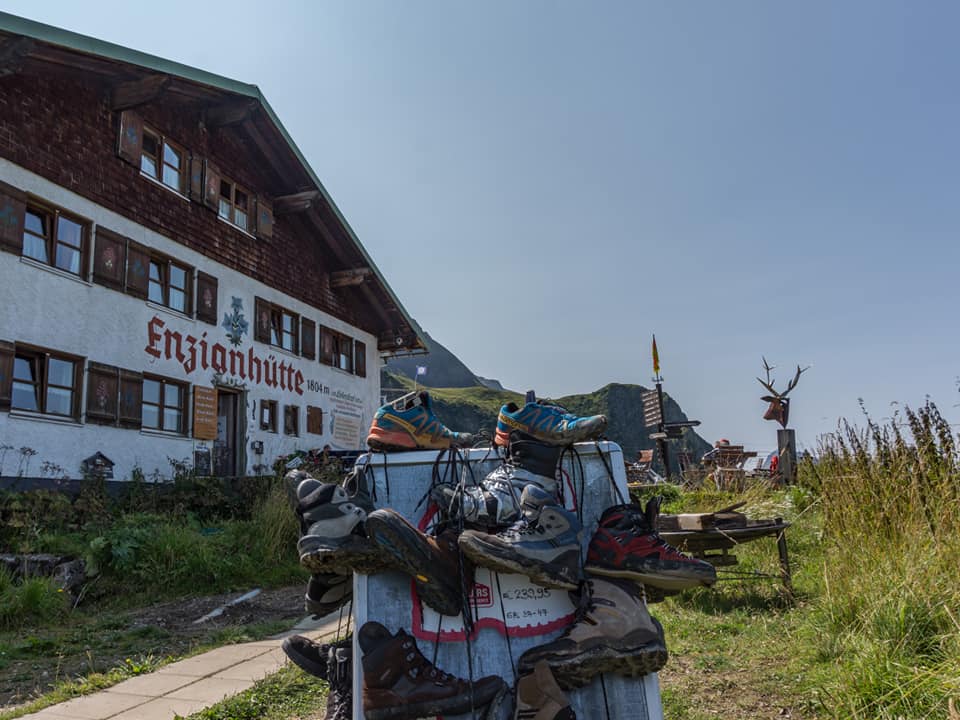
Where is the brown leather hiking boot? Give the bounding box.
[514,660,576,720]
[359,621,506,720]
[365,509,473,616]
[517,576,668,688]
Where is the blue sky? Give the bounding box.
[5,1,959,450]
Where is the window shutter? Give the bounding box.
[125,242,150,299]
[196,272,218,325]
[307,406,323,435]
[320,326,335,366]
[354,340,366,378]
[301,319,316,360]
[119,370,143,428]
[117,110,144,166]
[92,228,127,289]
[254,297,271,344]
[255,196,274,240]
[86,362,120,424]
[0,340,13,411]
[284,405,298,436]
[189,155,205,201]
[0,181,26,255]
[203,160,221,211]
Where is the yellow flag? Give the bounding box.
[652,335,660,376]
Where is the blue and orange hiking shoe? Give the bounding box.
[495,399,607,447]
[367,391,475,451]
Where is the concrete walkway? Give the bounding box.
[16,614,343,720]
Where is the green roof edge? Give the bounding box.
[0,10,426,352]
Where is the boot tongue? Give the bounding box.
[519,484,553,521]
[644,496,662,529]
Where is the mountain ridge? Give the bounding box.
[383,332,712,467]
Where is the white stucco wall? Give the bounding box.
[0,158,382,481]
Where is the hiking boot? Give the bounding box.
[514,660,576,720]
[325,638,353,720]
[495,400,606,447]
[585,496,717,590]
[518,576,668,688]
[282,634,330,679]
[367,390,475,451]
[359,621,506,720]
[432,432,561,528]
[296,474,387,575]
[305,573,351,617]
[365,509,470,616]
[458,485,583,589]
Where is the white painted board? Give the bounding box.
[351,441,664,720]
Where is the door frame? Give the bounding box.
[214,386,247,477]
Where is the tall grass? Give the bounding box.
[801,401,960,719]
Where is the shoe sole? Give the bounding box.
[367,427,465,452]
[299,535,389,575]
[281,637,328,679]
[364,680,506,720]
[520,640,669,689]
[364,513,463,616]
[459,534,580,590]
[585,563,716,591]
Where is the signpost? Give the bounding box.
[646,336,700,481]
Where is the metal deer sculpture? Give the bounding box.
[757,358,806,428]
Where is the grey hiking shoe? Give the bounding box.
[517,576,668,688]
[296,467,387,575]
[432,432,562,529]
[514,660,576,720]
[458,485,583,589]
[305,573,351,617]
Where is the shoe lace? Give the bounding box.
[400,638,455,682]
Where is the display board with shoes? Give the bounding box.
[352,442,664,720]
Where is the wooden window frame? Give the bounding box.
[142,374,188,434]
[140,127,188,195]
[10,345,83,419]
[218,176,252,233]
[147,254,192,314]
[260,399,278,432]
[271,308,299,354]
[22,200,89,278]
[284,404,299,437]
[335,333,353,374]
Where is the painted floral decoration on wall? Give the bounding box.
[222,296,249,346]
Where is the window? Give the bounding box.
[255,298,299,354]
[284,405,299,436]
[218,178,251,232]
[260,399,278,432]
[140,128,186,194]
[11,347,80,418]
[271,308,298,353]
[142,376,186,433]
[148,257,191,313]
[320,326,359,374]
[23,203,87,276]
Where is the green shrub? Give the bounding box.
[0,567,68,629]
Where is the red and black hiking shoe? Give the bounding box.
[585,497,716,591]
